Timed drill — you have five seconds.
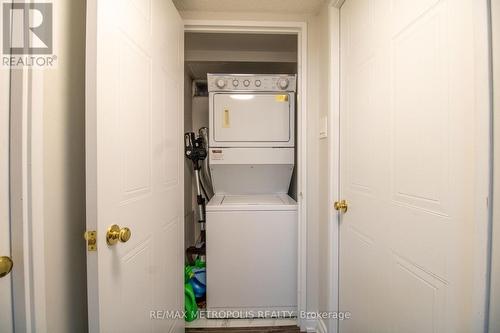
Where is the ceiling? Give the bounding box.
[173,0,325,14]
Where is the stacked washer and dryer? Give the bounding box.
[206,74,298,316]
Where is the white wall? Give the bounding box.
[42,0,87,332]
[490,0,500,331]
[192,96,209,132]
[315,2,333,317]
[185,33,297,63]
[306,2,332,330]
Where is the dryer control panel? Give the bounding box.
[207,74,297,92]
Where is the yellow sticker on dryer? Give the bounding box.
[275,95,289,102]
[223,108,230,128]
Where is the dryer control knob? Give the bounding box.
[278,78,289,89]
[243,80,250,87]
[232,79,239,87]
[216,79,226,88]
[255,80,262,87]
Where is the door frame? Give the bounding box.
[327,3,341,333]
[487,0,500,331]
[8,66,47,331]
[330,0,494,332]
[5,0,47,329]
[183,19,309,331]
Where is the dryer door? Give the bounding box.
[211,92,294,147]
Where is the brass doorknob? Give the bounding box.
[0,256,13,278]
[334,200,348,213]
[106,225,131,246]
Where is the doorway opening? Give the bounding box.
[182,28,306,328]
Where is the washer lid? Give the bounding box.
[206,194,298,211]
[222,194,285,206]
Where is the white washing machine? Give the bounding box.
[206,74,298,316]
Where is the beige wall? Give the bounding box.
[305,10,321,318]
[192,96,209,133]
[490,0,500,331]
[306,0,332,324]
[43,0,87,332]
[315,4,332,316]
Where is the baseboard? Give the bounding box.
[301,318,318,333]
[300,318,329,333]
[317,318,327,333]
[302,318,328,333]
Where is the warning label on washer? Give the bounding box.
[211,149,224,160]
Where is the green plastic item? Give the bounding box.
[185,265,194,281]
[193,258,206,268]
[184,258,205,322]
[184,264,200,322]
[184,282,198,322]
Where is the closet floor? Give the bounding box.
[185,326,301,333]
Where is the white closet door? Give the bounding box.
[339,0,489,332]
[0,64,13,333]
[85,0,184,332]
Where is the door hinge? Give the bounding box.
[84,230,97,251]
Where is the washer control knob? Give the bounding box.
[232,79,239,87]
[216,79,226,88]
[243,79,250,87]
[255,80,262,87]
[278,78,289,89]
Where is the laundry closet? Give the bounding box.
[183,32,300,321]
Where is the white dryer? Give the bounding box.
[206,74,298,316]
